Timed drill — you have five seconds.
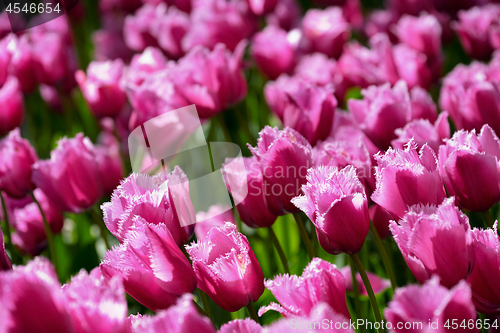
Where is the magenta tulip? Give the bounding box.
[94,131,124,196]
[100,221,197,311]
[364,9,399,41]
[249,126,313,215]
[369,204,393,239]
[4,34,37,92]
[0,129,37,198]
[123,4,162,52]
[340,266,390,296]
[0,76,24,137]
[92,14,134,63]
[372,142,446,219]
[125,47,168,89]
[194,204,235,240]
[219,319,262,333]
[246,0,278,15]
[186,223,264,312]
[153,6,189,59]
[293,165,369,255]
[0,229,11,271]
[396,13,442,59]
[392,43,432,89]
[259,257,351,319]
[265,0,301,31]
[439,125,500,212]
[467,225,500,315]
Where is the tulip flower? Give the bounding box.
[194,204,235,240]
[302,7,350,59]
[100,221,197,311]
[125,47,168,89]
[219,319,262,333]
[127,294,216,333]
[369,204,393,239]
[390,197,475,288]
[246,0,277,15]
[388,0,433,16]
[0,229,12,270]
[153,6,189,59]
[265,0,301,31]
[292,165,369,255]
[0,257,74,332]
[396,13,442,59]
[92,15,135,63]
[392,43,432,90]
[4,34,37,92]
[0,76,24,137]
[439,125,500,212]
[340,266,390,296]
[94,131,124,196]
[0,129,37,198]
[251,26,296,80]
[467,225,500,315]
[259,258,351,319]
[372,142,446,219]
[62,268,128,333]
[75,59,127,119]
[32,134,103,213]
[12,189,64,257]
[186,223,264,312]
[123,4,163,52]
[364,9,398,41]
[409,85,439,123]
[249,126,313,215]
[385,277,479,332]
[223,156,278,228]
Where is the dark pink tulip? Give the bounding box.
[364,9,399,41]
[94,131,124,196]
[259,258,351,319]
[391,197,474,288]
[123,4,162,52]
[127,294,216,333]
[126,47,168,89]
[153,6,189,59]
[101,172,194,245]
[194,204,235,239]
[76,59,127,119]
[101,221,197,311]
[385,277,479,333]
[0,37,9,87]
[302,7,350,59]
[3,34,37,92]
[186,223,264,312]
[388,0,433,16]
[92,14,135,63]
[219,319,262,333]
[0,76,24,137]
[251,26,296,80]
[372,142,446,219]
[246,0,278,15]
[0,257,75,332]
[182,0,256,53]
[249,126,313,215]
[265,0,301,31]
[62,269,128,333]
[369,204,393,239]
[467,225,500,315]
[439,125,500,212]
[0,129,37,198]
[32,134,103,213]
[392,44,432,89]
[223,156,278,228]
[12,189,64,257]
[293,165,369,255]
[392,111,450,153]
[264,76,337,145]
[100,0,142,13]
[340,266,390,296]
[454,5,500,60]
[396,13,442,59]
[29,15,73,46]
[410,85,438,122]
[0,229,12,270]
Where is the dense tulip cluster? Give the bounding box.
[2,0,500,331]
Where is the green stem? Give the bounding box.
[216,113,232,143]
[293,213,315,260]
[268,226,289,274]
[90,206,111,250]
[198,289,212,319]
[350,253,382,331]
[482,210,494,229]
[370,222,397,292]
[246,302,260,324]
[193,300,208,317]
[349,256,362,323]
[0,191,17,264]
[31,192,58,276]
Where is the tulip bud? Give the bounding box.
[0,76,24,137]
[439,125,500,212]
[186,223,264,312]
[249,126,313,215]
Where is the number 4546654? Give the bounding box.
[5,2,61,14]
[444,319,499,330]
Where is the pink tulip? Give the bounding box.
[364,9,399,41]
[265,0,301,31]
[251,26,296,80]
[0,129,37,198]
[385,277,479,333]
[0,37,10,87]
[219,319,262,333]
[372,142,446,219]
[259,258,351,319]
[3,34,37,92]
[101,221,197,311]
[123,4,163,52]
[182,0,256,53]
[0,257,74,332]
[62,269,128,333]
[101,171,194,246]
[32,134,103,213]
[186,223,264,312]
[29,15,73,47]
[0,76,24,137]
[75,60,127,119]
[194,204,235,239]
[127,294,216,333]
[391,111,450,153]
[396,13,442,59]
[126,47,168,89]
[410,85,439,122]
[391,197,475,288]
[246,0,278,15]
[12,189,64,257]
[467,225,500,315]
[302,7,351,59]
[249,126,313,215]
[369,204,393,239]
[92,14,135,63]
[392,43,432,90]
[439,125,500,212]
[0,229,12,270]
[293,165,369,255]
[94,131,124,196]
[340,266,390,296]
[153,6,190,59]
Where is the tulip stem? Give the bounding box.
[215,113,232,143]
[246,302,260,324]
[0,191,18,264]
[268,227,289,274]
[31,192,58,276]
[193,300,208,317]
[293,213,315,260]
[349,256,362,323]
[482,210,494,229]
[350,253,383,330]
[90,206,111,251]
[370,222,397,292]
[198,289,212,319]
